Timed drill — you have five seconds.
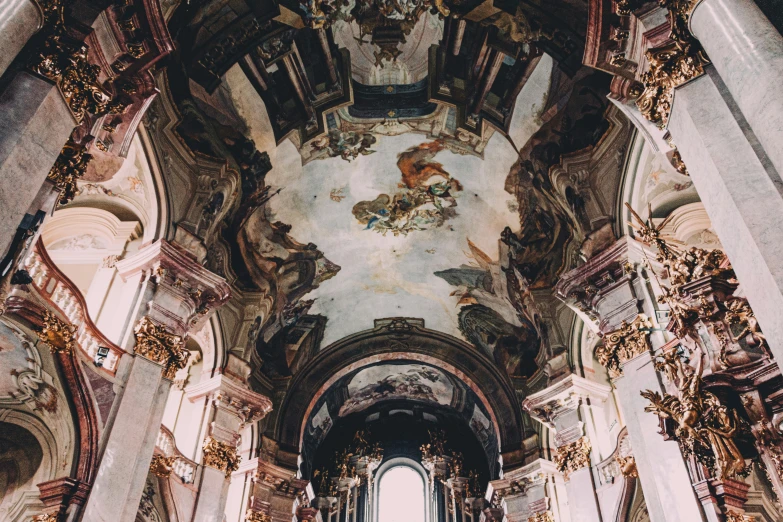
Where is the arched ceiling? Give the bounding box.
[129,0,636,405]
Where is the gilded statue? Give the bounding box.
[641,348,747,479]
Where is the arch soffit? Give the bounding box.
[275,322,526,461]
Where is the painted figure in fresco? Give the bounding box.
[311,129,377,161]
[458,304,540,378]
[339,366,449,416]
[352,140,462,235]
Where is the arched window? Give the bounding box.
[375,458,428,522]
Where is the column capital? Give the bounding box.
[522,375,611,429]
[133,316,188,379]
[552,437,592,481]
[202,436,241,478]
[595,314,654,378]
[117,239,231,335]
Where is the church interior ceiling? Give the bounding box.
[39,0,640,407]
[119,0,637,394]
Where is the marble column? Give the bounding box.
[0,0,42,76]
[0,72,76,260]
[689,0,783,177]
[81,240,231,522]
[668,69,783,366]
[187,372,273,522]
[523,375,612,522]
[555,238,707,522]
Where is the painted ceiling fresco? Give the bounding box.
[340,363,454,416]
[266,131,520,346]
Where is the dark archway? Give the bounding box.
[272,318,531,474]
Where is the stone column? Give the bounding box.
[187,373,273,522]
[668,69,783,366]
[0,73,76,260]
[81,240,231,522]
[523,375,612,522]
[689,0,783,177]
[0,0,42,76]
[489,459,568,522]
[556,238,707,522]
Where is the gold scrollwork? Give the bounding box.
[636,41,707,129]
[528,511,555,522]
[595,315,652,377]
[133,316,187,379]
[48,134,93,205]
[31,35,116,123]
[725,510,755,522]
[245,510,272,522]
[553,437,592,480]
[32,514,59,522]
[36,310,77,354]
[615,454,639,478]
[149,454,175,478]
[202,436,240,477]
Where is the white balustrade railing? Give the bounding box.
[156,425,197,484]
[24,242,124,373]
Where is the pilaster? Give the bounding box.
[82,240,231,522]
[523,375,611,522]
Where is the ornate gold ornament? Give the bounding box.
[32,514,59,522]
[636,42,706,128]
[635,0,708,128]
[149,454,175,478]
[48,134,93,205]
[596,315,653,377]
[31,35,117,123]
[641,349,748,480]
[553,437,592,480]
[133,316,187,379]
[36,310,77,354]
[724,510,755,522]
[725,298,771,358]
[527,511,555,522]
[245,510,272,522]
[615,454,639,478]
[202,436,240,477]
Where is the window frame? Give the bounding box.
[373,457,431,522]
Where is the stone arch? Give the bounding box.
[273,319,529,474]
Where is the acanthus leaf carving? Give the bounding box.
[133,316,187,379]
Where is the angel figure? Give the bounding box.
[642,347,746,479]
[725,298,771,358]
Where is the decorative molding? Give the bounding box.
[202,436,240,477]
[149,454,175,478]
[528,512,554,522]
[46,134,93,206]
[553,437,592,480]
[595,315,653,377]
[245,510,272,522]
[522,374,611,428]
[133,316,187,379]
[36,310,77,354]
[185,374,273,427]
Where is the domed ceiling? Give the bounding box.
[267,131,519,346]
[145,0,631,387]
